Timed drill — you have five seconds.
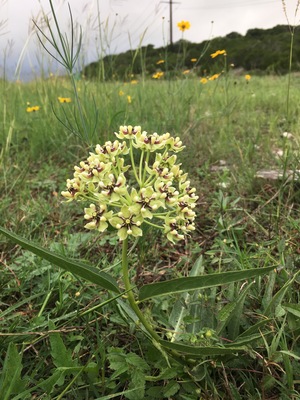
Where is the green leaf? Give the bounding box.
[236,319,270,339]
[282,303,300,318]
[218,302,237,322]
[38,370,65,394]
[163,381,180,397]
[0,343,26,399]
[0,226,120,293]
[279,350,300,361]
[48,321,78,368]
[218,282,254,339]
[128,369,146,400]
[169,256,204,341]
[139,266,275,301]
[126,353,150,370]
[159,339,246,356]
[264,271,300,316]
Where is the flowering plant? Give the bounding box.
[62,125,198,243]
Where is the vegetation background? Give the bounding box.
[0,5,300,399]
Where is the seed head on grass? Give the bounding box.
[62,125,198,243]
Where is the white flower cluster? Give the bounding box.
[62,125,198,242]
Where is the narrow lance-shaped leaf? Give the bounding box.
[139,266,275,301]
[0,226,120,293]
[159,339,246,357]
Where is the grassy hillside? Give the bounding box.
[83,24,300,80]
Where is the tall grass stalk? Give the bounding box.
[282,0,300,121]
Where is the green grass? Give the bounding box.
[1,70,300,399]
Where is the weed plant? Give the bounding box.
[0,1,300,399]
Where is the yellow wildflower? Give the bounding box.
[127,95,132,104]
[177,20,191,32]
[58,97,72,103]
[156,60,165,65]
[26,105,40,113]
[210,49,226,59]
[119,90,125,96]
[182,70,190,75]
[191,58,197,62]
[209,73,220,81]
[152,72,164,79]
[131,80,138,84]
[245,74,251,81]
[200,77,208,84]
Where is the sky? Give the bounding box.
[0,0,298,80]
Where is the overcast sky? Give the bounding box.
[0,0,298,80]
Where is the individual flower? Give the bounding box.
[109,206,143,240]
[163,215,195,243]
[127,95,132,104]
[191,58,197,62]
[84,203,113,232]
[74,156,111,182]
[61,177,87,201]
[177,20,191,32]
[115,125,141,140]
[58,97,72,103]
[95,140,129,161]
[210,49,226,58]
[200,77,208,84]
[182,70,190,75]
[209,73,221,81]
[129,187,165,219]
[26,105,40,112]
[165,135,185,152]
[281,131,293,139]
[152,72,164,79]
[99,172,128,202]
[156,59,165,65]
[134,131,171,152]
[131,80,138,84]
[119,90,125,96]
[245,74,251,82]
[155,179,179,205]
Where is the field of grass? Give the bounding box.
[1,6,300,398]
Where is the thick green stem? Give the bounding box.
[121,239,188,366]
[121,238,161,342]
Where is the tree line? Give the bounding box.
[83,25,300,80]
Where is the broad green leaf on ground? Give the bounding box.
[139,266,275,301]
[48,321,78,369]
[0,226,120,293]
[0,343,26,400]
